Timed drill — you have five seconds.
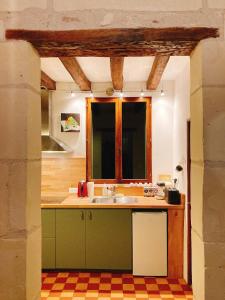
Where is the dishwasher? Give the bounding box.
[132,210,167,276]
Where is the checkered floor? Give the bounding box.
[41,272,193,300]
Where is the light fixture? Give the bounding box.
[90,91,94,98]
[119,91,123,99]
[160,89,165,96]
[140,90,144,97]
[71,91,75,97]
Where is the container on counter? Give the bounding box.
[155,182,166,200]
[78,180,88,197]
[87,182,94,199]
[144,185,158,197]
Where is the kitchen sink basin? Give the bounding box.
[114,196,137,204]
[91,196,137,204]
[91,197,115,204]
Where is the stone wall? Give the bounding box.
[191,40,225,300]
[0,41,41,300]
[0,0,224,34]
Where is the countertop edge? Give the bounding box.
[41,195,185,210]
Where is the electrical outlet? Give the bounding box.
[69,187,77,194]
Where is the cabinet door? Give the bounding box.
[42,209,55,238]
[56,209,85,269]
[86,209,132,270]
[42,209,56,269]
[42,238,55,269]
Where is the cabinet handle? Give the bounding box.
[88,211,92,220]
[80,211,84,220]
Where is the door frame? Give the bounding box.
[187,120,192,285]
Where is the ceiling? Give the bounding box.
[41,56,189,84]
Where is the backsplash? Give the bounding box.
[41,157,86,196]
[41,157,145,197]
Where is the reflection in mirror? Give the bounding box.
[122,102,146,179]
[92,102,115,179]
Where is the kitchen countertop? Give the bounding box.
[41,194,184,210]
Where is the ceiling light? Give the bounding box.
[119,91,123,99]
[140,91,144,97]
[71,91,75,97]
[90,92,94,98]
[160,89,165,96]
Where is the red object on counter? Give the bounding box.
[78,181,88,197]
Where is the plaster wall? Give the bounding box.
[173,59,190,282]
[46,81,174,184]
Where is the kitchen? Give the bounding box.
[40,55,191,299]
[1,2,225,299]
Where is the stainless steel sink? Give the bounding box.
[91,197,115,204]
[91,196,137,204]
[114,196,137,204]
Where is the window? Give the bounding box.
[86,97,152,183]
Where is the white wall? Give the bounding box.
[173,58,190,193]
[50,89,86,157]
[152,81,174,183]
[173,57,190,282]
[48,81,175,183]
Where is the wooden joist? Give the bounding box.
[6,27,219,57]
[110,57,124,90]
[59,57,91,91]
[147,55,170,90]
[41,71,56,90]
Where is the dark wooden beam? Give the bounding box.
[110,57,124,90]
[59,57,91,91]
[41,70,56,90]
[147,55,170,90]
[6,27,219,57]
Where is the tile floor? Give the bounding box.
[41,272,193,300]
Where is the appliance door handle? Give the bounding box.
[88,211,92,220]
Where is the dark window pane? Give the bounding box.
[92,103,115,179]
[122,102,146,179]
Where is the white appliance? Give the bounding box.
[132,211,167,276]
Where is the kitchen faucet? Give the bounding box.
[107,185,116,197]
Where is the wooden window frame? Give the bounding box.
[86,97,152,183]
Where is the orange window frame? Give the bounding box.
[86,97,152,183]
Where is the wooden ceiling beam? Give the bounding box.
[41,70,56,90]
[6,27,219,57]
[59,57,91,91]
[110,57,124,90]
[147,55,170,90]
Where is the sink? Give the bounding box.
[91,196,137,204]
[91,197,115,204]
[114,196,137,204]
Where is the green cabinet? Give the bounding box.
[41,208,132,270]
[56,209,85,269]
[86,209,132,270]
[42,209,56,269]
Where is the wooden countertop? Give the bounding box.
[41,194,184,210]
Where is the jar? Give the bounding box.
[155,182,166,200]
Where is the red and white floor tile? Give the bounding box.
[41,272,193,300]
